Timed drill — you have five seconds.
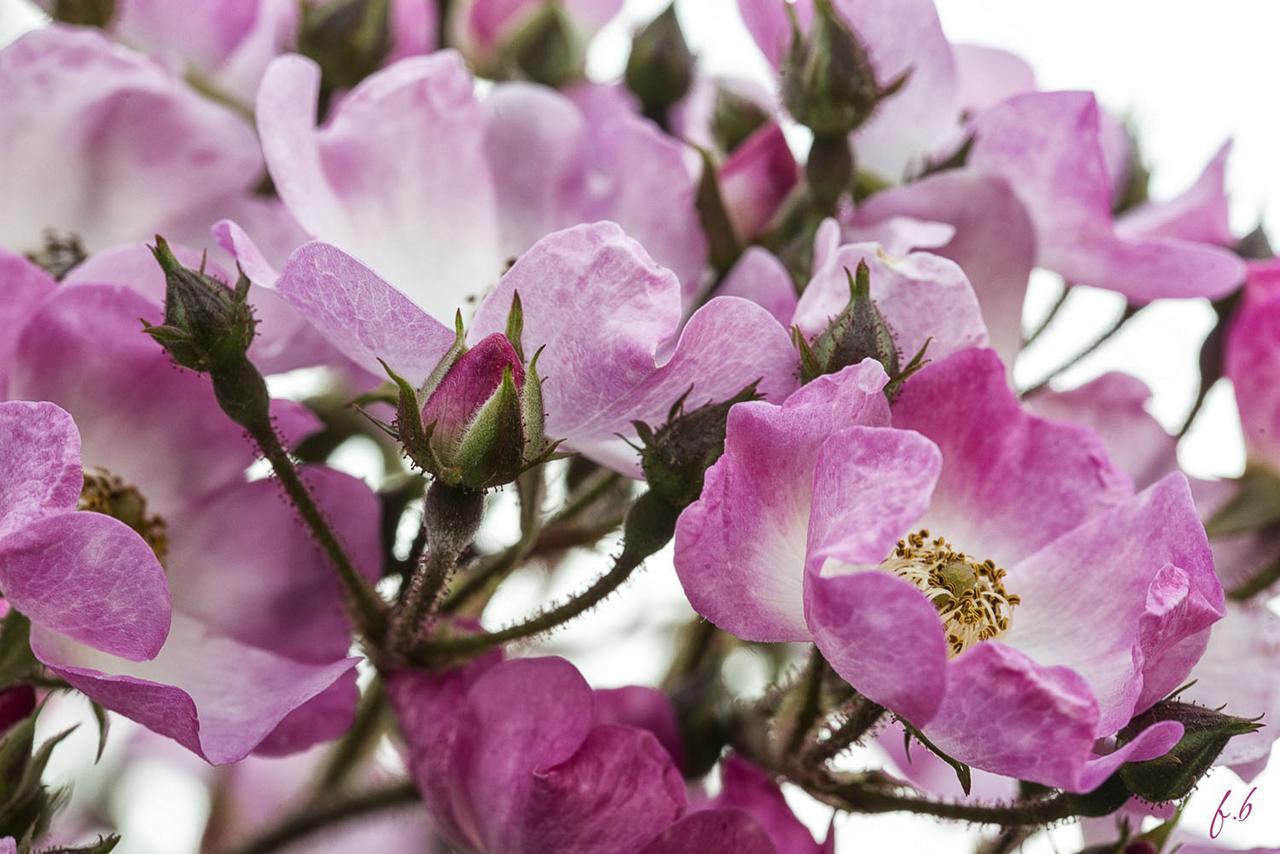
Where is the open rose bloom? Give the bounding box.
[0,0,1277,851]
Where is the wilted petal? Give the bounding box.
[0,27,260,254]
[674,362,891,641]
[257,52,504,320]
[970,91,1244,302]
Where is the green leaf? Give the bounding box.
[898,717,971,795]
[0,614,37,690]
[88,703,109,765]
[1204,465,1280,537]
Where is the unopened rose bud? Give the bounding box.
[781,0,908,136]
[711,84,770,154]
[795,260,896,382]
[634,384,760,511]
[500,4,582,88]
[144,237,257,374]
[625,3,695,124]
[387,300,556,491]
[47,0,116,27]
[1116,700,1262,803]
[298,0,392,95]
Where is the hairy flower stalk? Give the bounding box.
[144,239,387,639]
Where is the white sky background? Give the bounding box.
[3,0,1280,851]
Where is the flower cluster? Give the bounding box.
[0,0,1274,852]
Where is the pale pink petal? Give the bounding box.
[0,27,260,254]
[1183,602,1280,774]
[1117,142,1234,247]
[34,615,360,765]
[642,810,776,854]
[705,755,830,854]
[257,52,504,320]
[1029,373,1178,490]
[388,0,440,62]
[737,0,809,70]
[111,0,299,103]
[273,242,456,384]
[1004,475,1221,734]
[718,248,798,326]
[848,171,1035,363]
[970,91,1245,302]
[794,242,989,363]
[10,286,264,519]
[952,44,1036,115]
[1226,262,1280,469]
[832,0,959,181]
[470,223,794,472]
[0,401,83,539]
[674,362,891,641]
[0,252,56,397]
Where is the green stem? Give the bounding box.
[248,421,387,639]
[804,697,885,766]
[230,781,419,854]
[316,680,387,793]
[411,492,678,665]
[782,648,827,754]
[1020,304,1140,397]
[805,775,1097,825]
[389,483,484,654]
[1022,283,1072,349]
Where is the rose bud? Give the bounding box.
[386,302,557,491]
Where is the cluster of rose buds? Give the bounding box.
[0,0,1276,852]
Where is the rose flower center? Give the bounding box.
[78,467,169,566]
[879,529,1020,657]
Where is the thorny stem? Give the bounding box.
[410,492,678,665]
[804,776,1091,825]
[248,420,388,640]
[389,483,484,655]
[229,781,420,854]
[781,648,828,754]
[441,471,627,614]
[1020,304,1140,397]
[803,697,886,766]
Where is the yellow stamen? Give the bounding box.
[880,529,1019,657]
[78,468,169,566]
